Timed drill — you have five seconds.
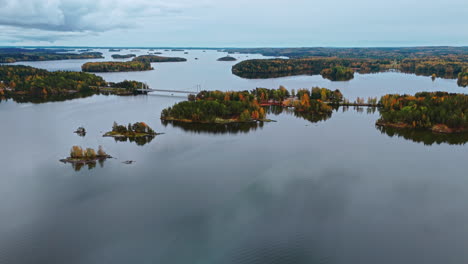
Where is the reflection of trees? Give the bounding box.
[265,105,333,123]
[293,111,332,123]
[377,125,468,146]
[233,69,320,79]
[161,120,263,135]
[112,135,155,146]
[5,91,96,104]
[70,158,106,172]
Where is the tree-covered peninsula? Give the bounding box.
[0,48,104,63]
[132,55,187,63]
[111,54,136,59]
[376,92,468,133]
[0,65,105,96]
[0,65,146,101]
[82,61,153,72]
[458,69,468,87]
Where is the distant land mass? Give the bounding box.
[230,47,468,85]
[217,56,237,61]
[0,48,104,63]
[133,55,187,63]
[111,54,136,59]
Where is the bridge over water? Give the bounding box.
[136,83,201,95]
[136,88,197,95]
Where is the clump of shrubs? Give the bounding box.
[70,145,108,160]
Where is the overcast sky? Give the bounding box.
[0,0,467,47]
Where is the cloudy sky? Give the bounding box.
[0,0,467,47]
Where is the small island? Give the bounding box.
[320,66,354,81]
[74,127,86,136]
[376,92,468,133]
[111,54,136,59]
[60,145,111,165]
[161,87,341,124]
[104,122,158,138]
[132,55,187,63]
[82,61,153,72]
[217,56,237,61]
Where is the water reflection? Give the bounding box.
[161,120,263,134]
[1,92,96,104]
[377,125,468,145]
[65,158,106,172]
[233,70,320,79]
[266,105,333,123]
[110,135,156,146]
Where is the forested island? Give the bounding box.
[132,55,187,63]
[376,92,468,133]
[0,48,104,63]
[0,65,146,101]
[230,47,468,85]
[111,54,136,59]
[82,61,153,72]
[161,87,342,124]
[320,66,355,81]
[232,58,390,79]
[217,56,237,61]
[104,122,158,142]
[82,55,186,72]
[233,57,468,85]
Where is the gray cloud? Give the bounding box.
[0,0,211,32]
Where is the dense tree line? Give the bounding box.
[458,69,468,87]
[0,65,105,96]
[0,48,103,63]
[377,92,468,132]
[82,61,153,72]
[399,58,466,78]
[132,55,187,63]
[0,66,147,101]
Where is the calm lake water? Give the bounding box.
[1,49,468,264]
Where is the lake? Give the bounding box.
[1,49,467,264]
